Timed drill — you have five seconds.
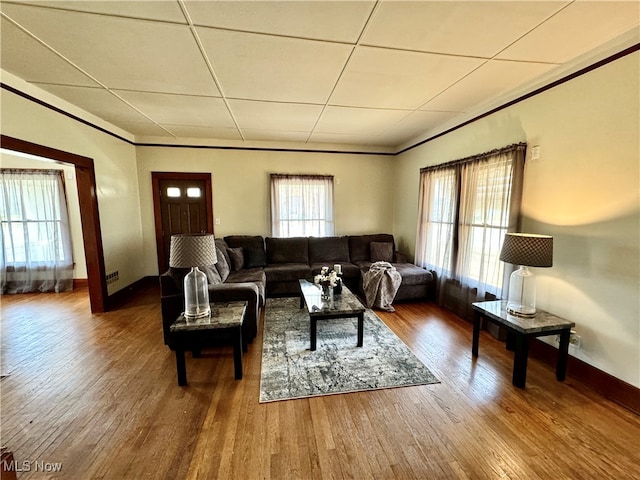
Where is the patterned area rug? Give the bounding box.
[259,297,439,402]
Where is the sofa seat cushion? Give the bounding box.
[308,236,350,263]
[310,262,359,279]
[266,237,309,264]
[264,263,312,283]
[227,267,266,284]
[393,263,433,286]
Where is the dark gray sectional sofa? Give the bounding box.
[160,233,434,351]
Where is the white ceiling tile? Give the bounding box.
[185,0,374,43]
[31,83,151,123]
[17,1,187,23]
[379,110,461,144]
[363,1,569,58]
[242,129,311,143]
[115,91,235,128]
[227,99,323,132]
[161,125,243,141]
[331,46,484,109]
[497,1,640,63]
[197,28,353,103]
[0,17,99,87]
[1,3,219,95]
[308,132,395,147]
[314,106,410,135]
[421,59,558,112]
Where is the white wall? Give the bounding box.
[393,52,640,387]
[136,146,394,276]
[0,152,87,278]
[1,86,143,295]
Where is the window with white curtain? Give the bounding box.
[1,169,74,293]
[270,174,334,237]
[415,144,525,317]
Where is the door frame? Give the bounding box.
[151,172,214,274]
[1,135,108,313]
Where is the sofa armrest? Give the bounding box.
[209,282,261,341]
[161,292,184,348]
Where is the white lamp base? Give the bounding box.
[506,266,537,318]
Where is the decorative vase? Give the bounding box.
[321,283,333,302]
[333,277,342,295]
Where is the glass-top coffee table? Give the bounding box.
[298,279,366,351]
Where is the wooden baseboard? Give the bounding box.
[106,276,158,310]
[529,339,640,415]
[73,278,88,289]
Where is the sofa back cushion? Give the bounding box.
[224,235,267,268]
[348,234,395,263]
[266,237,309,264]
[309,236,350,264]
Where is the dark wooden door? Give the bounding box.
[152,172,214,274]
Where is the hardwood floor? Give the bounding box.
[1,284,639,479]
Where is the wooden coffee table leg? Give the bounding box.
[512,334,530,388]
[357,313,364,347]
[175,349,187,386]
[310,318,317,351]
[557,329,570,381]
[472,312,481,357]
[233,327,243,380]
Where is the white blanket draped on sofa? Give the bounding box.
[363,261,402,312]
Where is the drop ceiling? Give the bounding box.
[1,1,638,153]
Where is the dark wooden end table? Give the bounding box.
[299,279,366,351]
[169,301,247,386]
[472,300,575,388]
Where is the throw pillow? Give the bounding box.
[199,264,222,285]
[214,245,231,282]
[370,241,394,263]
[227,247,244,271]
[244,246,267,268]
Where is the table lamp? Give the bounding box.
[169,233,217,319]
[499,233,553,318]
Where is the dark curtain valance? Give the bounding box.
[1,168,64,176]
[420,142,527,174]
[271,173,334,180]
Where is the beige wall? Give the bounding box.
[0,152,87,278]
[1,87,143,295]
[393,52,640,387]
[136,146,394,276]
[2,52,638,387]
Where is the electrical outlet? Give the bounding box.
[556,330,581,349]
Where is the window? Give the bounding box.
[415,144,525,313]
[1,169,74,293]
[270,174,334,237]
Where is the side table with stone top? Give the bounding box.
[472,300,575,388]
[170,301,247,386]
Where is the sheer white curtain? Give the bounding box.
[415,144,525,318]
[415,167,456,278]
[270,174,334,237]
[1,169,74,293]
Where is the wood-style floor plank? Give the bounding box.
[1,285,639,479]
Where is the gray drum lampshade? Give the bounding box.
[169,233,217,268]
[499,233,553,267]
